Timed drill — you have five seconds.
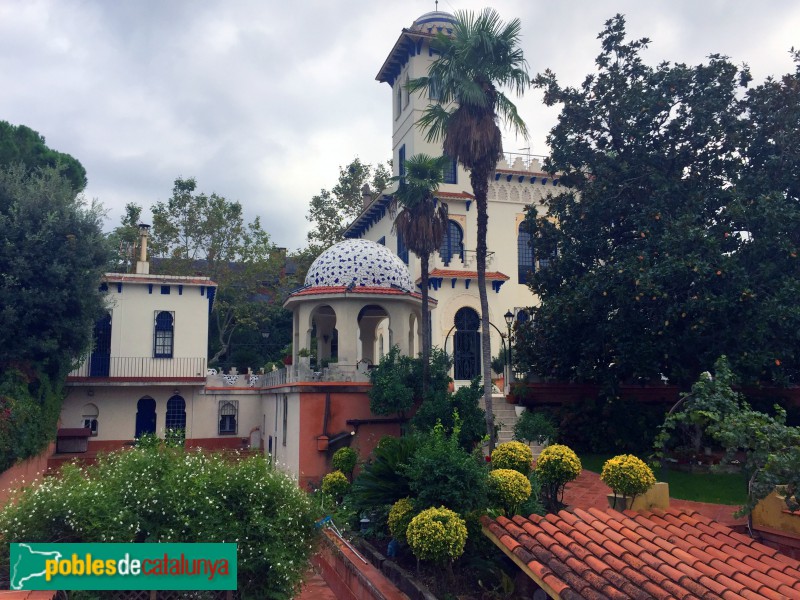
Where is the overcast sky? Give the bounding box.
[1,0,797,249]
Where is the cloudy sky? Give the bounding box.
[1,0,797,249]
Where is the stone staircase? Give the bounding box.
[480,393,521,446]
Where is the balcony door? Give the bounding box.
[90,313,112,376]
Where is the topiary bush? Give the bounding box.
[332,446,358,477]
[321,470,350,501]
[406,506,468,565]
[601,454,656,502]
[491,441,534,475]
[488,469,532,515]
[535,444,582,513]
[0,437,316,598]
[388,497,415,543]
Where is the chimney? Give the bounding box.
[136,223,151,274]
[361,184,373,210]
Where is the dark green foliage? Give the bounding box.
[401,422,488,515]
[411,376,487,450]
[513,410,558,444]
[521,16,800,388]
[0,120,86,192]
[369,346,416,416]
[0,164,111,377]
[0,370,63,472]
[349,435,421,512]
[557,396,668,455]
[0,439,317,599]
[305,157,391,255]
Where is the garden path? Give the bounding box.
[562,468,747,527]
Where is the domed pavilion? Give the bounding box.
[284,238,434,379]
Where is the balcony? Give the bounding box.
[67,356,207,383]
[205,361,372,390]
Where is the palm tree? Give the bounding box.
[407,9,530,450]
[390,153,450,395]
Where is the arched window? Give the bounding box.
[154,311,174,358]
[219,401,238,435]
[453,307,481,380]
[166,395,186,434]
[439,220,464,266]
[518,222,534,284]
[402,75,410,108]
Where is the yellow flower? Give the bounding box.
[491,441,534,475]
[600,454,655,498]
[488,469,532,514]
[406,506,467,564]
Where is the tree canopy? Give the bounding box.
[123,177,290,368]
[517,15,800,388]
[305,157,391,255]
[0,121,87,192]
[0,164,110,376]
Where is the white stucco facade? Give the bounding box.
[62,267,217,444]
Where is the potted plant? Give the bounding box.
[513,410,558,457]
[601,454,657,510]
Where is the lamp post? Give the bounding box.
[504,310,514,393]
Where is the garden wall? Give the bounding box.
[0,442,55,506]
[312,529,410,600]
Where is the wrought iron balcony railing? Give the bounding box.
[68,356,207,379]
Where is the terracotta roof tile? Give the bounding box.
[423,269,509,281]
[483,507,800,599]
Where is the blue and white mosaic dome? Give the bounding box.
[305,239,414,292]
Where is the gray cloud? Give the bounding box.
[0,0,797,248]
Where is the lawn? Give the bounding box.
[579,454,748,505]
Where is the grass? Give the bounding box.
[579,454,748,506]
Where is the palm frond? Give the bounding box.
[417,104,454,143]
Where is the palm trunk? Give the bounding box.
[420,252,430,397]
[472,170,495,451]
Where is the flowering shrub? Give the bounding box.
[406,506,467,565]
[388,497,415,543]
[0,437,316,598]
[601,454,656,499]
[321,470,350,500]
[535,444,582,512]
[488,469,532,515]
[332,447,358,477]
[491,441,534,475]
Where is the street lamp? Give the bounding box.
[504,310,514,391]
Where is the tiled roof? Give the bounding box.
[435,191,475,200]
[482,507,800,600]
[425,269,510,281]
[104,273,216,286]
